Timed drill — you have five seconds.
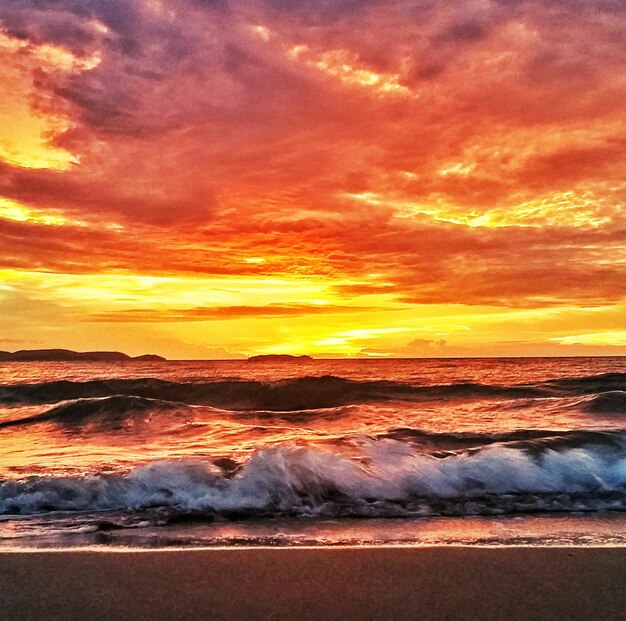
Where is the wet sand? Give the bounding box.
[1,546,625,620]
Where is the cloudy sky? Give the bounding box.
[0,0,625,358]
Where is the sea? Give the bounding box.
[1,357,626,548]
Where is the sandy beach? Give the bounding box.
[1,546,624,620]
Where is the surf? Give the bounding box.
[2,433,625,519]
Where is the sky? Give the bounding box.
[0,0,625,359]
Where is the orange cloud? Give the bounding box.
[89,304,384,322]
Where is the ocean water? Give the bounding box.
[1,357,626,548]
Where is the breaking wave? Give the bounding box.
[1,372,625,411]
[2,432,625,519]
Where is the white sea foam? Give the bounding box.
[1,439,625,518]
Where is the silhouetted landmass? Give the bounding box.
[0,349,166,362]
[247,354,313,363]
[133,354,167,362]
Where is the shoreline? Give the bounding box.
[1,546,625,620]
[2,542,626,552]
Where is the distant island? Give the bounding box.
[247,354,313,363]
[0,349,167,362]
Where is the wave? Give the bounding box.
[2,433,625,518]
[0,398,354,431]
[575,391,626,416]
[544,372,626,394]
[379,428,626,454]
[0,395,189,430]
[1,372,625,411]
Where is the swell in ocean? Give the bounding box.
[1,371,626,412]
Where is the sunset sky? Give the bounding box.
[0,0,625,359]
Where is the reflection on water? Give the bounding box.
[2,513,626,549]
